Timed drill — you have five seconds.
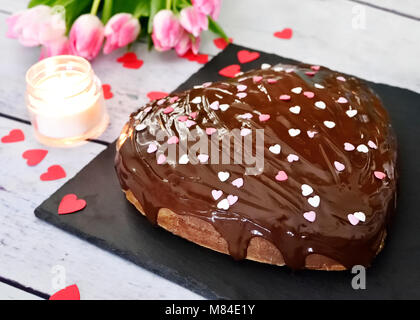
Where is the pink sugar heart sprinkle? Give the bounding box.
[202,82,212,88]
[253,76,263,83]
[303,211,316,222]
[337,97,348,104]
[280,94,291,101]
[347,214,359,226]
[210,101,219,110]
[232,178,244,188]
[167,136,179,144]
[189,112,198,119]
[374,171,386,180]
[178,115,188,122]
[212,190,223,200]
[169,96,179,103]
[144,106,152,113]
[227,195,238,205]
[206,127,217,135]
[157,99,166,105]
[337,76,346,82]
[147,143,157,153]
[163,106,174,114]
[311,65,320,71]
[303,91,315,99]
[275,170,288,181]
[186,120,196,128]
[157,154,166,164]
[267,78,277,84]
[334,161,345,172]
[368,140,378,149]
[305,71,316,76]
[344,142,355,151]
[259,114,270,122]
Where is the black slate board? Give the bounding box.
[35,44,420,299]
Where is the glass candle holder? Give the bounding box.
[25,55,109,147]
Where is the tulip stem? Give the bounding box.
[166,0,172,10]
[90,0,101,15]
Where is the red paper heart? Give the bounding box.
[102,84,113,99]
[49,284,80,300]
[1,129,24,143]
[213,37,233,50]
[116,52,143,69]
[147,91,168,101]
[218,64,241,78]
[274,28,293,39]
[237,50,260,64]
[58,194,86,215]
[22,149,48,166]
[180,50,208,64]
[40,165,66,181]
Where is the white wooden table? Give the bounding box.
[0,0,419,299]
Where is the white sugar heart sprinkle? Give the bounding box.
[307,130,317,138]
[218,171,230,182]
[240,113,253,119]
[144,106,152,113]
[232,178,244,188]
[179,154,189,164]
[197,154,209,163]
[217,198,230,210]
[206,127,217,135]
[337,76,346,82]
[368,140,378,149]
[334,161,345,171]
[314,101,326,109]
[157,99,165,105]
[227,195,238,205]
[186,120,196,128]
[291,87,302,94]
[289,106,301,114]
[337,97,348,104]
[236,92,247,99]
[191,96,201,104]
[288,128,301,137]
[287,154,299,162]
[301,184,313,196]
[308,195,320,208]
[135,124,146,131]
[209,101,219,110]
[346,109,357,118]
[157,154,166,165]
[324,121,336,128]
[212,190,223,200]
[261,63,271,70]
[314,83,324,89]
[286,68,295,73]
[240,128,251,136]
[357,144,369,153]
[147,143,157,153]
[344,142,355,151]
[269,144,281,154]
[220,104,230,111]
[237,84,247,91]
[273,66,283,72]
[303,211,316,222]
[353,211,366,222]
[347,214,359,226]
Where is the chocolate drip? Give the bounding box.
[115,63,397,269]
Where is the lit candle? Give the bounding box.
[25,55,108,147]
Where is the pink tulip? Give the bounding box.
[179,7,208,38]
[40,36,70,59]
[175,31,200,56]
[192,0,222,20]
[69,14,104,60]
[151,10,183,51]
[6,5,66,47]
[103,13,140,54]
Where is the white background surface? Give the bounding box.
[0,0,419,299]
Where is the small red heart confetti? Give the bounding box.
[116,52,143,69]
[180,50,208,64]
[213,37,233,50]
[1,129,24,143]
[147,91,168,101]
[218,64,241,78]
[22,149,48,166]
[40,165,66,181]
[102,84,113,99]
[58,194,86,215]
[237,50,260,64]
[49,284,80,300]
[274,28,293,39]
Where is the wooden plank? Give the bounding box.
[0,0,27,13]
[0,282,43,300]
[354,0,420,18]
[0,117,202,299]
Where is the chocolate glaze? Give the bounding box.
[115,63,397,269]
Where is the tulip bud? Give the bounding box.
[103,13,141,54]
[152,10,183,51]
[69,14,104,60]
[179,7,208,38]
